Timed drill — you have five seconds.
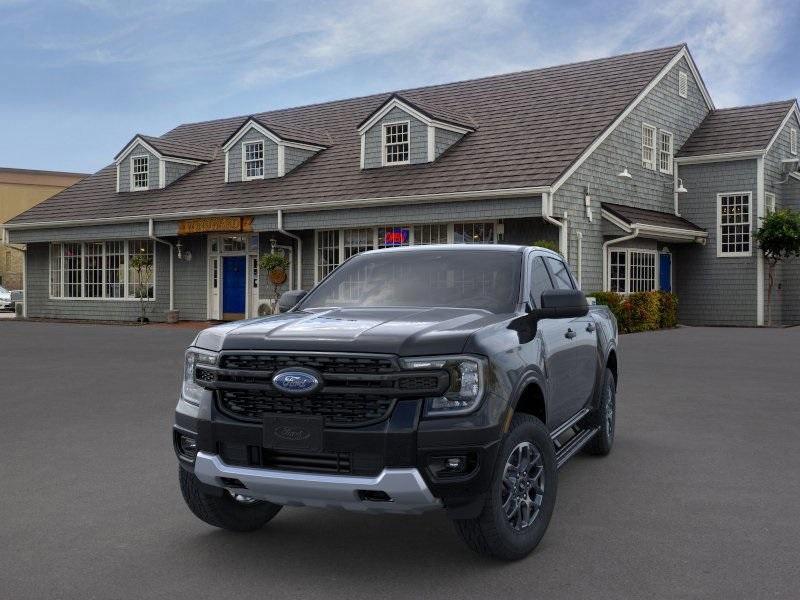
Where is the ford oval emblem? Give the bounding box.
[272,369,321,395]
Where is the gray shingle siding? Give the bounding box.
[172,235,208,320]
[363,107,427,168]
[764,110,800,325]
[164,161,195,186]
[284,146,317,174]
[118,143,159,192]
[9,223,150,244]
[674,160,758,325]
[281,197,542,231]
[227,128,279,182]
[555,58,710,293]
[434,128,463,159]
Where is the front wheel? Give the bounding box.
[179,468,282,532]
[453,414,557,560]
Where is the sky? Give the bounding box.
[1,0,798,173]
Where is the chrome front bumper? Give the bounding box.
[193,452,441,514]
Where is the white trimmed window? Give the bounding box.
[659,131,674,174]
[243,141,265,179]
[383,122,410,165]
[642,123,656,170]
[766,192,776,214]
[678,70,688,99]
[717,192,752,256]
[790,127,797,155]
[49,239,155,300]
[315,222,497,282]
[608,249,657,293]
[131,156,149,190]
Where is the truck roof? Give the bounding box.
[364,244,560,256]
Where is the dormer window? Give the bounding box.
[383,122,410,165]
[243,141,265,179]
[131,156,149,190]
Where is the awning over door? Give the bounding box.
[601,202,707,243]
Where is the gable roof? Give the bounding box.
[677,100,798,158]
[602,202,705,233]
[10,45,690,226]
[356,93,475,132]
[114,134,216,163]
[221,116,331,150]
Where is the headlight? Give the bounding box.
[182,348,218,406]
[400,355,487,417]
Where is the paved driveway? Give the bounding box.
[1,322,798,599]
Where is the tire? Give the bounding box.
[179,468,282,532]
[586,368,616,456]
[453,414,557,560]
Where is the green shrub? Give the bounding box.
[657,291,679,329]
[532,239,560,254]
[589,290,675,334]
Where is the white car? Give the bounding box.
[0,285,14,311]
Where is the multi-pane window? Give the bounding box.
[642,123,656,170]
[413,224,448,245]
[243,141,264,178]
[49,240,155,299]
[790,128,797,155]
[317,229,340,281]
[678,70,688,98]
[316,222,498,282]
[378,226,410,248]
[383,122,409,165]
[718,193,752,256]
[128,239,154,299]
[453,222,494,244]
[131,156,149,190]
[659,131,674,174]
[222,235,247,252]
[105,241,126,298]
[84,242,104,298]
[608,249,656,293]
[766,192,776,215]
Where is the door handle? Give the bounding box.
[565,328,577,339]
[586,322,596,333]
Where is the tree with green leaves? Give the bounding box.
[754,208,800,326]
[129,250,154,323]
[532,239,560,254]
[259,252,291,314]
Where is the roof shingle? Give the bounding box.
[603,202,705,232]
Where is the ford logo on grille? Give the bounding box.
[272,369,321,395]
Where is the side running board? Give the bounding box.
[555,427,599,469]
[551,408,600,469]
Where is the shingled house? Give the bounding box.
[3,44,799,325]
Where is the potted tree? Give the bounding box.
[129,250,154,323]
[259,252,291,314]
[754,208,800,326]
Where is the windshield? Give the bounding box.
[299,250,522,313]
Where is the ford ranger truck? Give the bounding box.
[174,245,618,560]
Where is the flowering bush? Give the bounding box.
[589,290,678,334]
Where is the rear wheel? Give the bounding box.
[179,468,282,532]
[586,368,615,456]
[453,414,557,560]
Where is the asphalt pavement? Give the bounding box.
[1,321,798,599]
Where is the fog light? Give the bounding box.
[445,457,465,471]
[178,435,198,460]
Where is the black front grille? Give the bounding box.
[217,441,384,476]
[220,353,397,374]
[218,389,395,427]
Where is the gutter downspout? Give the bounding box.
[576,231,583,289]
[673,161,681,216]
[541,192,566,257]
[602,228,639,291]
[277,209,302,289]
[148,219,174,312]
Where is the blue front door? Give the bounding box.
[659,253,672,292]
[223,256,246,316]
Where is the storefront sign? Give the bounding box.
[383,227,409,246]
[178,216,254,235]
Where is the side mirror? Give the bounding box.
[538,289,589,318]
[276,290,308,313]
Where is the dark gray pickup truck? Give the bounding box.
[174,245,618,560]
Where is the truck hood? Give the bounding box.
[193,307,508,356]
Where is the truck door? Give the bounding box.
[527,255,576,427]
[543,256,599,417]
